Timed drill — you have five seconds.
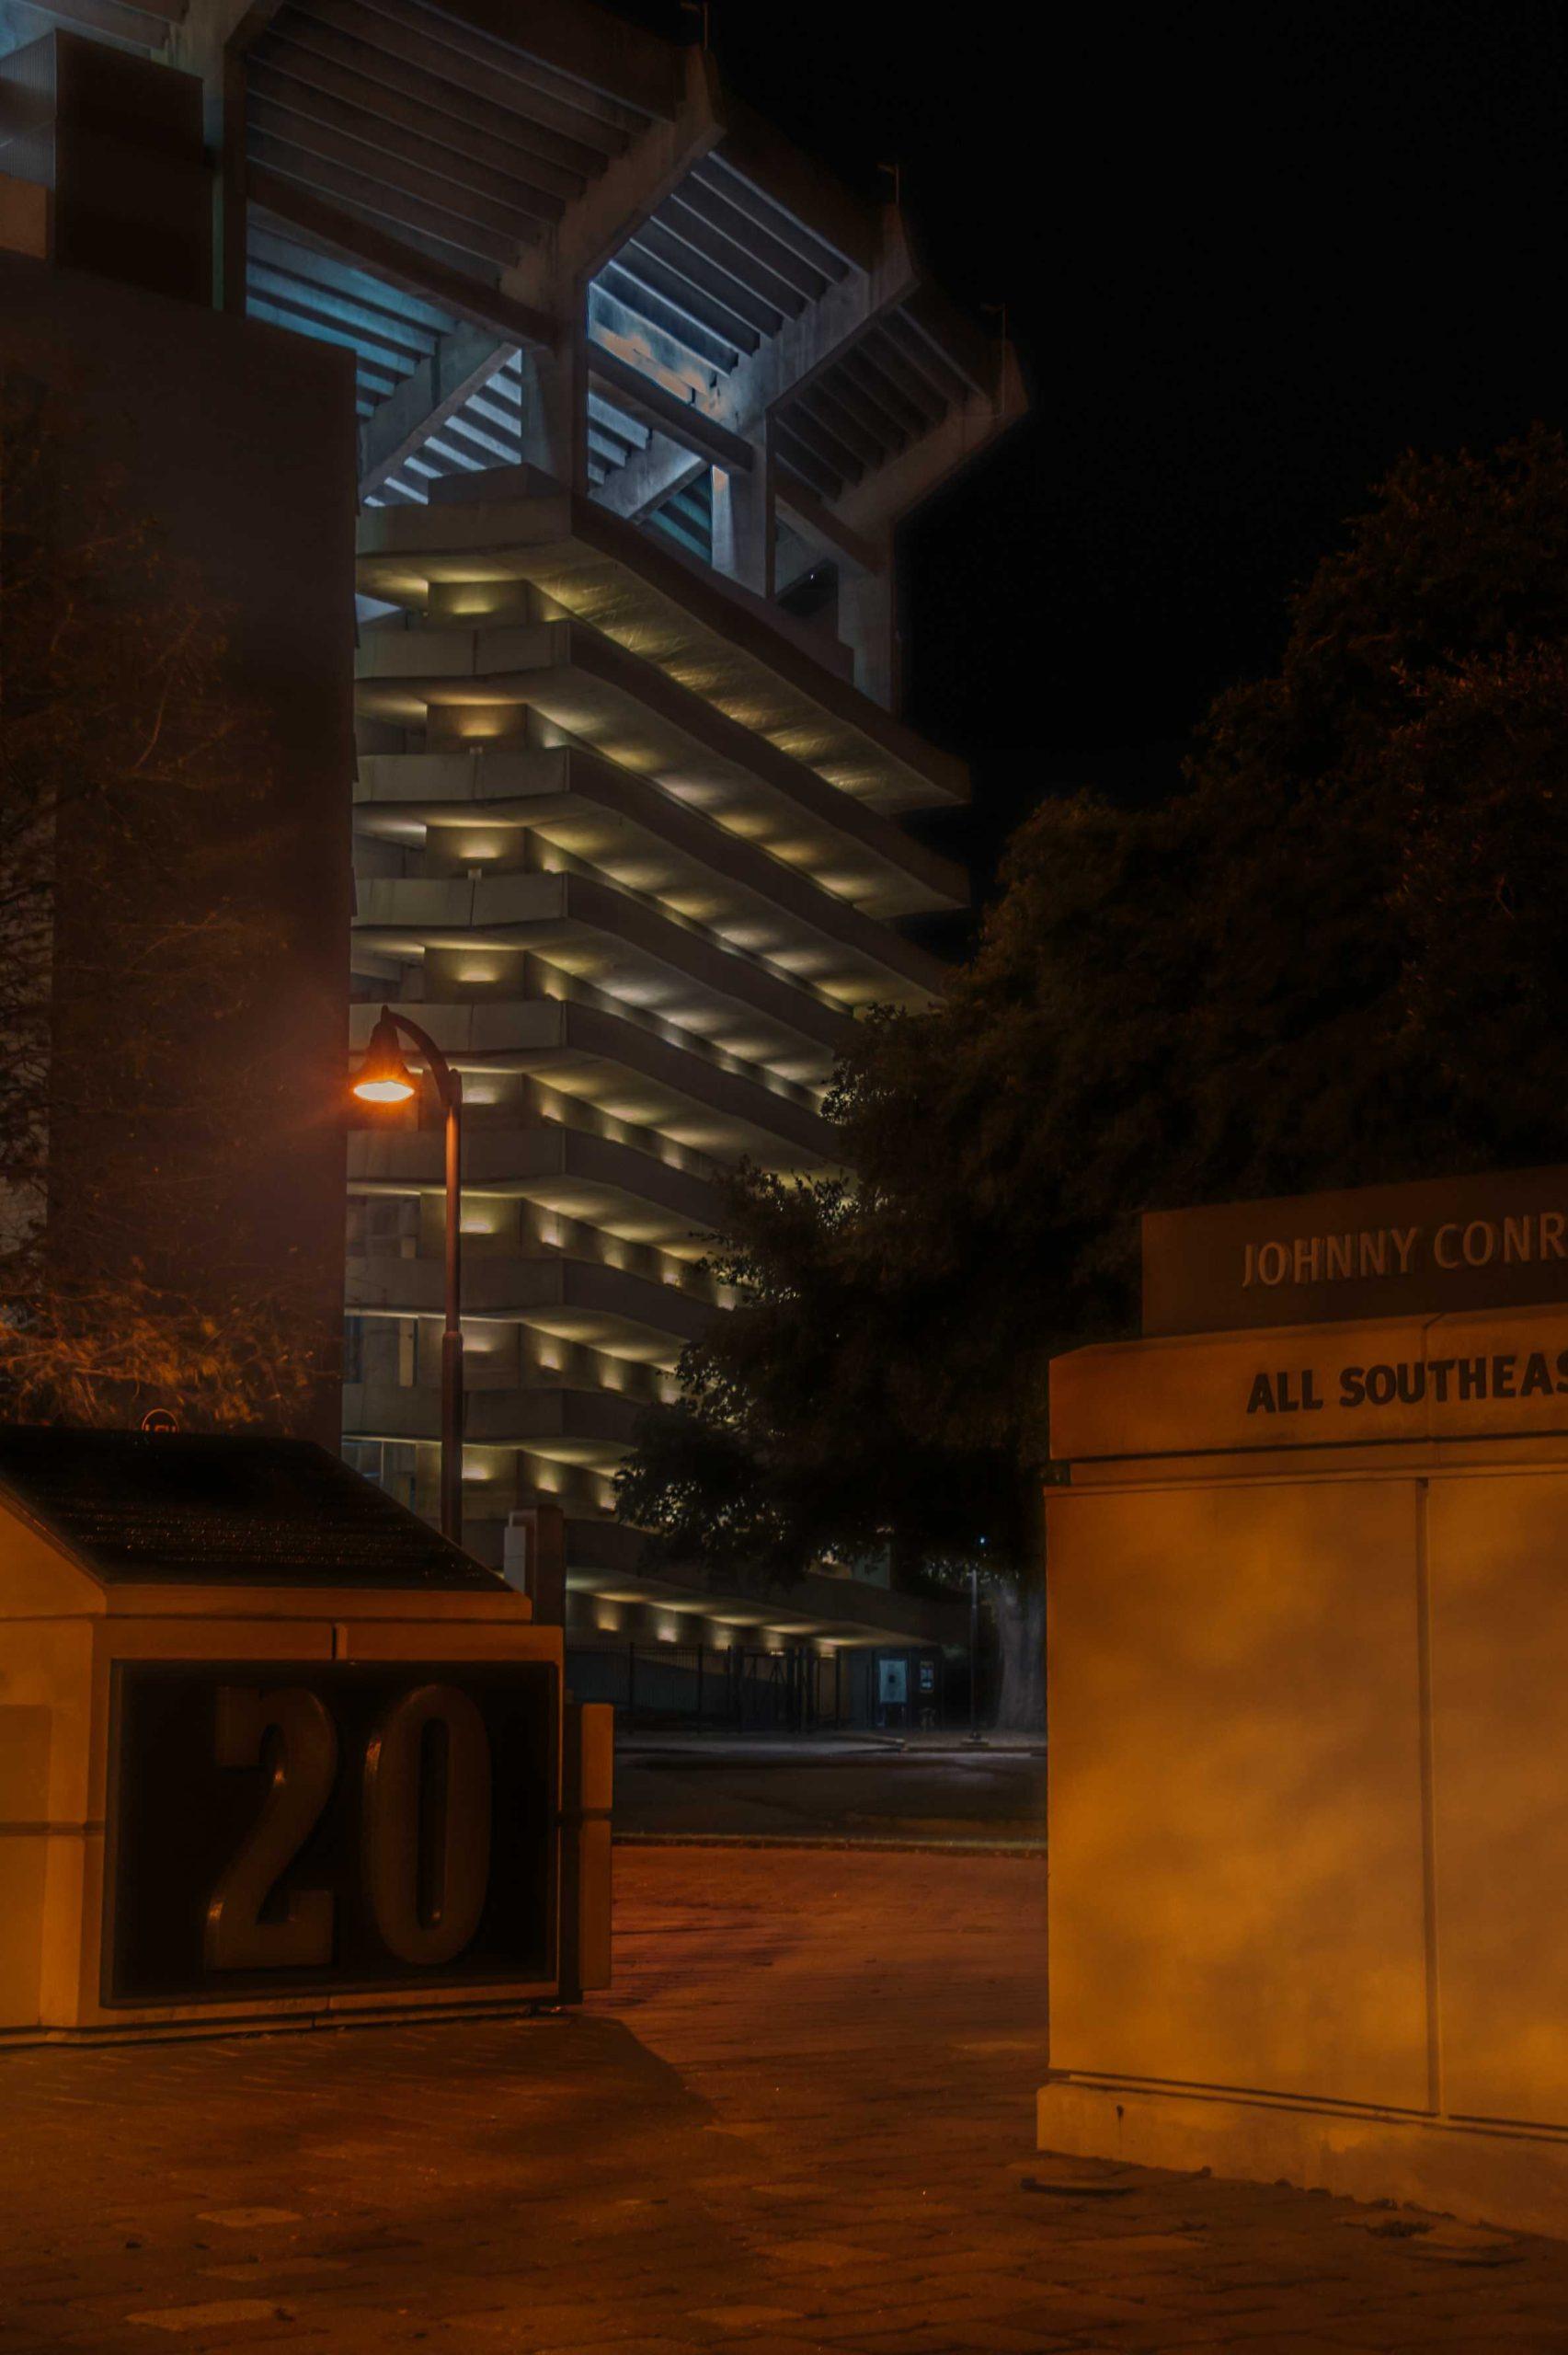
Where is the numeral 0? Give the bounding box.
[364,1685,492,1965]
[203,1682,493,1973]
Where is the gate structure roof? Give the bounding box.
[0,1426,504,1589]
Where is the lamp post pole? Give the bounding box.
[967,1537,987,1746]
[437,1037,464,1549]
[969,1561,979,1741]
[353,1005,464,1549]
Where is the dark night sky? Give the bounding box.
[609,1,1568,925]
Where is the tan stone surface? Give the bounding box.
[1052,1302,1568,1462]
[1046,1384,1568,2198]
[1049,1315,1431,1459]
[1428,1468,1568,2126]
[1047,1477,1431,2108]
[3,1848,1568,2350]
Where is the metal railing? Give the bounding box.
[567,1639,844,1733]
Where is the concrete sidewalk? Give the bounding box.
[2,1848,1565,2351]
[616,1731,1047,1761]
[616,1735,906,1763]
[613,1735,1047,1844]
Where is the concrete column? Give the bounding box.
[520,326,588,493]
[840,554,899,710]
[711,425,773,598]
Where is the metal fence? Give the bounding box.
[567,1640,846,1732]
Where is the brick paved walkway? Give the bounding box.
[3,1848,1567,2352]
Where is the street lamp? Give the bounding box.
[351,1005,465,1549]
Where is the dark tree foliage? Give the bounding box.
[619,427,1568,1622]
[615,1171,1010,1580]
[0,382,323,1425]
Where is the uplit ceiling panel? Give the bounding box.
[364,346,525,503]
[589,151,852,394]
[246,216,458,417]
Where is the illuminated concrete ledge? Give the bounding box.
[349,1123,719,1255]
[567,1555,971,1652]
[352,871,848,1084]
[348,417,965,1615]
[357,603,966,916]
[354,737,944,1010]
[346,997,833,1167]
[346,1381,643,1464]
[349,1252,713,1362]
[1037,2077,1568,2245]
[358,478,969,821]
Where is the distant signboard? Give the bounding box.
[1143,1166,1568,1338]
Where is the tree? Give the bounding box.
[619,427,1568,1720]
[0,380,326,1427]
[615,1169,1013,1571]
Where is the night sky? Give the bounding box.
[612,1,1568,930]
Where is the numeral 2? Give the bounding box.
[204,1686,338,1970]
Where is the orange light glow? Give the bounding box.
[352,1009,418,1106]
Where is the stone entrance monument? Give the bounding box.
[0,1427,610,2039]
[1040,1165,1568,2237]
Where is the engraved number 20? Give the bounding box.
[203,1683,492,1973]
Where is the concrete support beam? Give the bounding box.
[715,93,877,274]
[166,0,280,306]
[715,207,917,432]
[586,340,752,472]
[359,320,508,497]
[498,40,721,505]
[774,477,882,581]
[594,431,705,523]
[418,0,681,128]
[503,43,721,314]
[520,326,589,491]
[711,425,772,598]
[246,167,556,351]
[839,557,898,712]
[833,343,1027,549]
[167,0,259,86]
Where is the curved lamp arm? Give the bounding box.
[355,1004,463,1117]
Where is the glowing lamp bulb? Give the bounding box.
[352,1009,417,1106]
